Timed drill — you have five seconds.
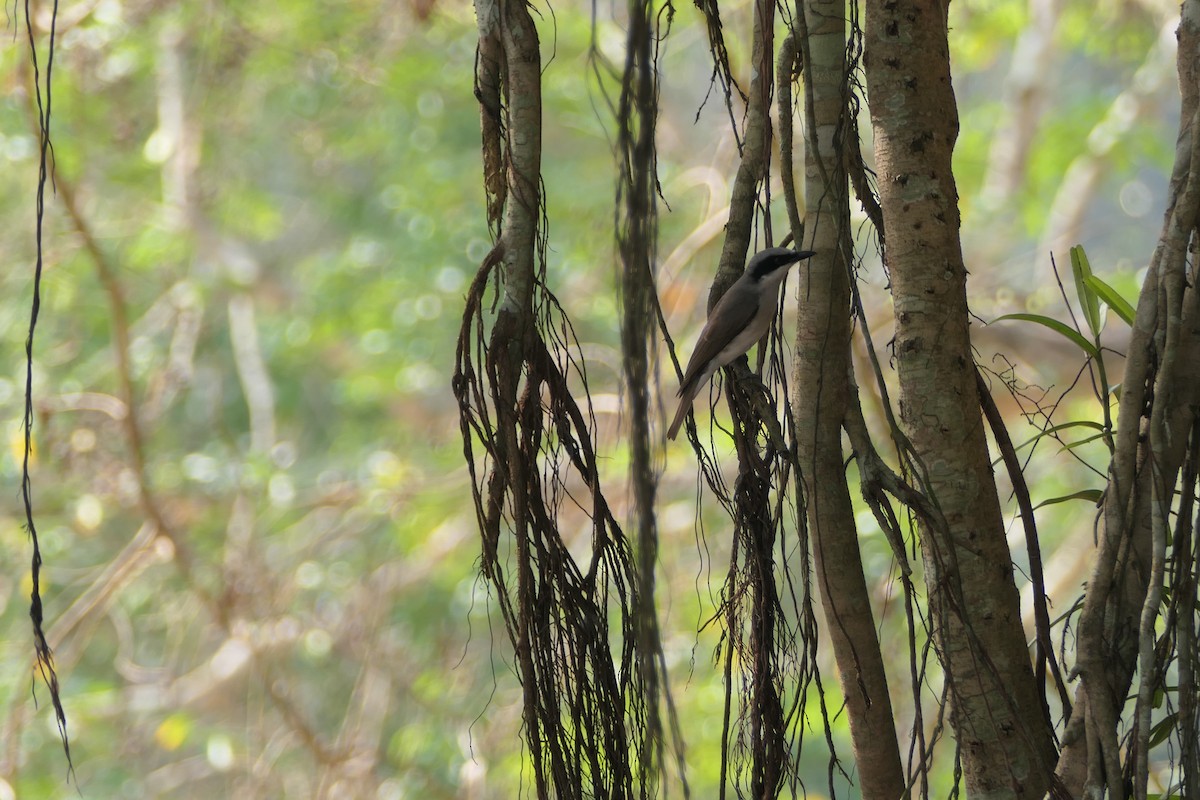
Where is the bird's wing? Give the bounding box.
[677,283,761,396]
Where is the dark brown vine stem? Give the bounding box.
[976,367,1071,729]
[615,0,681,788]
[19,0,71,776]
[457,0,659,795]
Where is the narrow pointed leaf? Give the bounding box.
[1070,245,1103,337]
[1059,431,1109,452]
[1148,711,1178,747]
[1085,274,1136,326]
[992,313,1099,358]
[1033,488,1104,510]
[1024,419,1105,444]
[999,420,1106,463]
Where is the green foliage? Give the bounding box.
[993,311,1100,358]
[950,0,1028,70]
[1070,245,1103,337]
[1085,273,1136,326]
[1032,488,1104,511]
[991,244,1139,515]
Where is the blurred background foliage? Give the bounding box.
[0,0,1181,796]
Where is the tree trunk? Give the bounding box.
[791,6,906,799]
[861,1,1057,796]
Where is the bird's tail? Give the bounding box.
[666,382,699,440]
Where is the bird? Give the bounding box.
[667,246,816,440]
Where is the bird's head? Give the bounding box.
[747,247,817,284]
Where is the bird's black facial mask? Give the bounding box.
[749,248,816,281]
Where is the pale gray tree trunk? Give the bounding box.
[861,0,1057,796]
[791,5,907,799]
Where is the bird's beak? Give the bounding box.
[791,249,817,261]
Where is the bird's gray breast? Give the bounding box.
[710,285,772,369]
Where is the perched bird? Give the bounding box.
[667,247,816,440]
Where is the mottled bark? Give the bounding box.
[861,1,1057,796]
[790,6,906,799]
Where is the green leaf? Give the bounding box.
[1033,489,1104,510]
[1148,711,1179,748]
[992,313,1099,358]
[999,421,1106,465]
[1070,245,1103,337]
[1085,274,1136,326]
[1016,420,1105,449]
[1060,431,1110,452]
